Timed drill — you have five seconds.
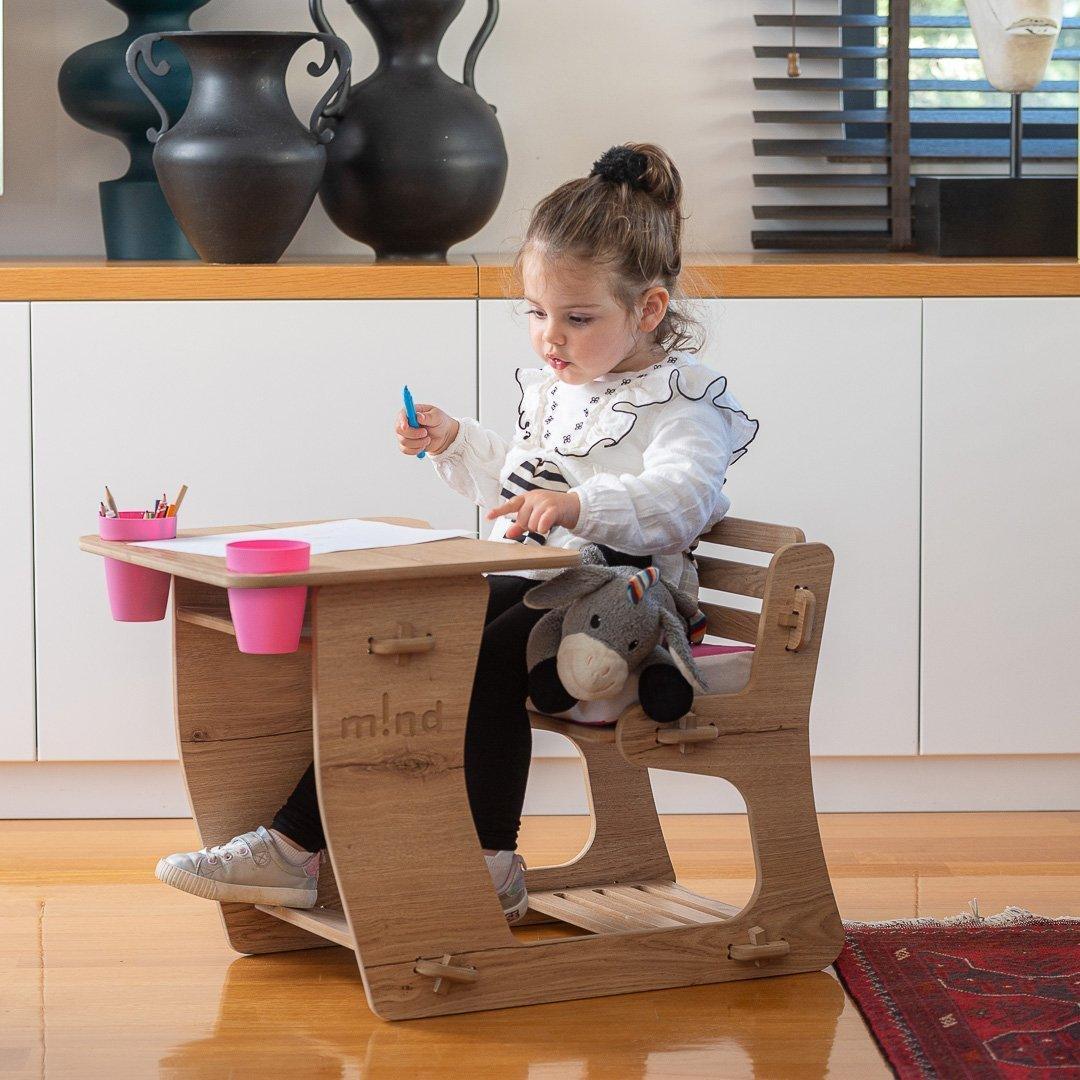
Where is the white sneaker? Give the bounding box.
[155,825,320,909]
[485,850,528,924]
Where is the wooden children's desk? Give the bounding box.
[79,514,844,1021]
[79,518,580,1017]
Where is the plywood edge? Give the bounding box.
[253,904,355,949]
[476,253,1080,298]
[11,255,1080,301]
[78,519,580,587]
[0,258,479,300]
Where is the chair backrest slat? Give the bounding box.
[699,602,759,645]
[698,516,805,553]
[694,556,768,600]
[692,517,805,643]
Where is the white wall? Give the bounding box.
[3,0,774,258]
[6,1,1073,259]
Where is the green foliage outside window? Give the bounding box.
[873,0,1080,108]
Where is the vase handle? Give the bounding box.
[309,0,352,120]
[125,33,172,144]
[464,0,500,113]
[305,32,352,142]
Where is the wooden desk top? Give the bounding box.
[78,517,580,588]
[5,253,1080,299]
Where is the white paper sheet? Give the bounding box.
[130,519,476,558]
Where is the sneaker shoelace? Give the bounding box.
[202,833,262,868]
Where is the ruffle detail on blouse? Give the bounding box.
[516,357,759,464]
[514,365,552,446]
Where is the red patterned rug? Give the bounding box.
[834,908,1080,1079]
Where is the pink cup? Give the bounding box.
[99,511,178,622]
[225,540,311,654]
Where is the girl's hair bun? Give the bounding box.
[588,143,681,207]
[590,146,649,191]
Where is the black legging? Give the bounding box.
[271,547,652,853]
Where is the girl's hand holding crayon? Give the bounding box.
[395,403,459,457]
[487,490,581,539]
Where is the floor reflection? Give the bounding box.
[18,812,1071,1078]
[157,949,847,1080]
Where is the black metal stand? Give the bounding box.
[912,89,1077,256]
[1010,93,1023,179]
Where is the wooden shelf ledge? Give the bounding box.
[528,880,742,935]
[477,252,1080,298]
[258,881,741,944]
[5,254,1080,299]
[0,257,478,300]
[176,605,312,651]
[254,904,352,949]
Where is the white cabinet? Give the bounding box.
[703,299,921,757]
[32,300,477,761]
[478,298,533,537]
[0,304,34,761]
[24,291,1074,766]
[480,298,922,757]
[922,299,1080,755]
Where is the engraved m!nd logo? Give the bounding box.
[340,693,444,739]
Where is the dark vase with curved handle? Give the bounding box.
[309,0,507,261]
[126,31,351,263]
[57,0,213,260]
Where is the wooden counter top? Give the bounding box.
[1,253,1078,300]
[0,256,479,300]
[476,253,1080,298]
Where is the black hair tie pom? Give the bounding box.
[590,146,649,191]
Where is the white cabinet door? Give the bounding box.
[922,298,1080,754]
[0,304,34,760]
[32,300,477,761]
[480,298,922,757]
[705,299,921,757]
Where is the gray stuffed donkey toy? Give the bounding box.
[523,544,709,725]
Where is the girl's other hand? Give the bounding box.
[486,490,581,538]
[395,404,459,456]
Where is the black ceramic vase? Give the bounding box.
[57,0,212,260]
[125,31,351,263]
[310,0,507,261]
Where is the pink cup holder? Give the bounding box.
[99,512,178,622]
[225,540,311,654]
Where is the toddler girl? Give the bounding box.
[155,142,758,925]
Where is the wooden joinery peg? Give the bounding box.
[655,713,719,755]
[777,586,816,652]
[367,623,436,666]
[414,953,479,995]
[728,925,791,966]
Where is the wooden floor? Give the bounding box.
[3,811,1078,1079]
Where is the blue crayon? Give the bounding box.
[402,385,425,459]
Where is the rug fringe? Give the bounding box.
[842,902,1079,929]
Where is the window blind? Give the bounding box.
[752,0,1080,250]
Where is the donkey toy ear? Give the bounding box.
[522,564,616,610]
[657,608,709,692]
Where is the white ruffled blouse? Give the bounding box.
[428,350,759,588]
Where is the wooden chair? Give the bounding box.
[81,514,842,1021]
[523,514,843,984]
